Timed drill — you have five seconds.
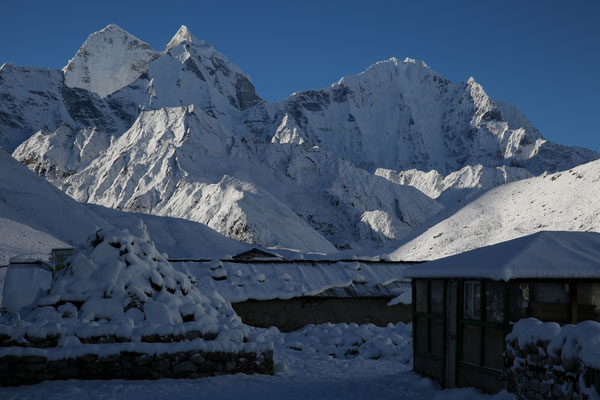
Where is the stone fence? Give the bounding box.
[502,319,600,400]
[0,348,274,386]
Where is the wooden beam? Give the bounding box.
[570,281,578,324]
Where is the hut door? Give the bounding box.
[445,279,458,388]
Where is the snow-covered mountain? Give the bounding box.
[375,164,533,207]
[63,24,161,98]
[52,105,441,252]
[389,159,600,261]
[4,24,599,254]
[270,58,597,176]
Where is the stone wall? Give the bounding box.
[232,297,412,332]
[503,320,599,399]
[0,349,274,386]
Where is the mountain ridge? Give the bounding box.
[3,24,599,254]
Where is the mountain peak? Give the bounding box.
[62,24,160,98]
[402,57,429,68]
[166,25,212,52]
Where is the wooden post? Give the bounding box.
[570,281,578,325]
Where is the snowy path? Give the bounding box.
[0,323,515,400]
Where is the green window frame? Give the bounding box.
[413,279,446,360]
[458,279,510,374]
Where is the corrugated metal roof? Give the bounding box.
[314,280,410,298]
[8,261,53,273]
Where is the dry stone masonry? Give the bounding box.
[503,318,600,399]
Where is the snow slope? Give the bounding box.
[0,149,111,264]
[390,159,600,261]
[86,204,250,259]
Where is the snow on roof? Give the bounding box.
[173,260,411,303]
[403,231,600,280]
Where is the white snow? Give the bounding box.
[0,322,515,400]
[508,318,600,371]
[403,231,600,280]
[0,226,255,354]
[63,24,161,98]
[0,149,111,265]
[1,262,52,313]
[391,159,600,261]
[174,260,410,303]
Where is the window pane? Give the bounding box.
[509,282,529,322]
[416,280,428,313]
[464,281,481,320]
[416,318,429,354]
[529,282,570,323]
[483,328,505,370]
[485,281,504,322]
[431,280,444,315]
[531,282,569,303]
[578,282,600,321]
[461,325,481,365]
[431,320,444,357]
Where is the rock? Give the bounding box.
[22,355,47,363]
[151,358,170,372]
[173,361,197,374]
[190,353,206,365]
[77,354,98,363]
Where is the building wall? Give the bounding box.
[232,297,412,332]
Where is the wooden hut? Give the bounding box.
[404,231,600,393]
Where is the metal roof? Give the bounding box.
[314,280,410,298]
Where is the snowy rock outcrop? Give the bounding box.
[376,164,533,207]
[63,24,161,98]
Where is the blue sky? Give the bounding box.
[2,0,598,152]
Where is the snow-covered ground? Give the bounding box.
[0,322,514,400]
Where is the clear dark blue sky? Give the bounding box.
[2,0,599,152]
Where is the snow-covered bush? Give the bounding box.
[0,225,248,348]
[504,318,600,399]
[249,322,412,364]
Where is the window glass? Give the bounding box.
[483,328,505,370]
[485,281,504,322]
[464,281,481,320]
[528,282,570,323]
[416,280,428,313]
[509,282,529,322]
[461,325,481,365]
[416,318,429,354]
[430,321,444,357]
[431,280,444,315]
[531,282,569,303]
[578,282,600,321]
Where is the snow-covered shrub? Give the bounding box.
[248,322,412,364]
[0,225,248,348]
